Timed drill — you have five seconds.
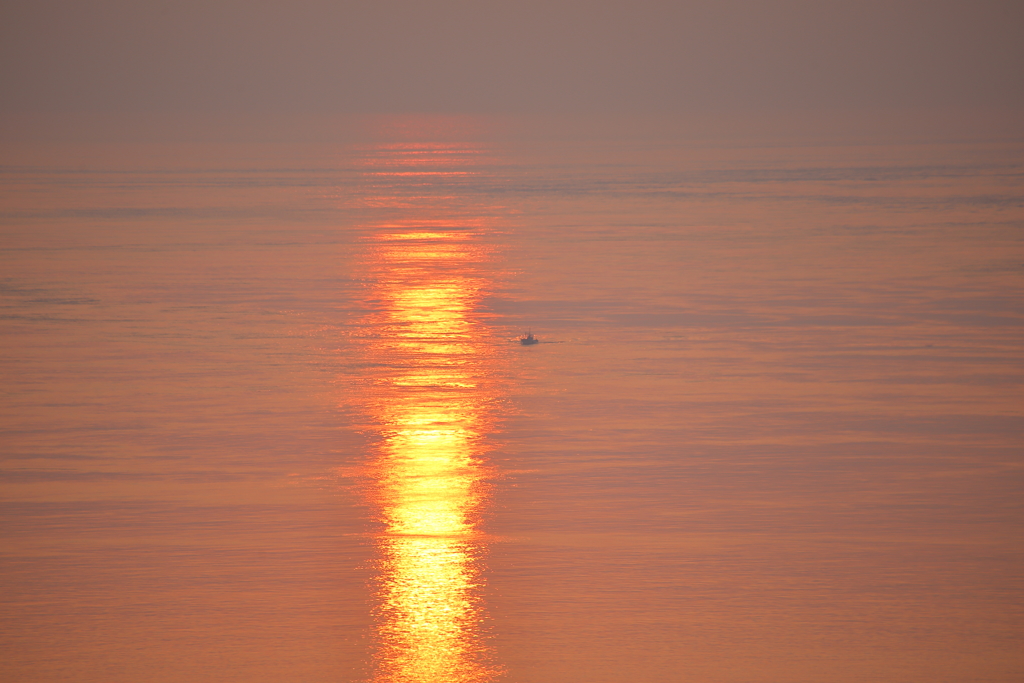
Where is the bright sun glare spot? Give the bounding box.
[361,145,502,683]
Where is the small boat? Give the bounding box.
[519,330,539,345]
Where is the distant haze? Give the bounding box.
[2,0,1022,141]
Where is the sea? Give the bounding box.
[2,120,1022,682]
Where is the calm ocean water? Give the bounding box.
[2,128,1022,682]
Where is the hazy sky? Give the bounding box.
[2,1,1022,138]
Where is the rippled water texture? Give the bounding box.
[2,126,1022,682]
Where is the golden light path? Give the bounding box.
[358,141,504,683]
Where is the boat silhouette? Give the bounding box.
[519,330,539,345]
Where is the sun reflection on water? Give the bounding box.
[357,141,504,683]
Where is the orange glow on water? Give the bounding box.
[357,143,504,683]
